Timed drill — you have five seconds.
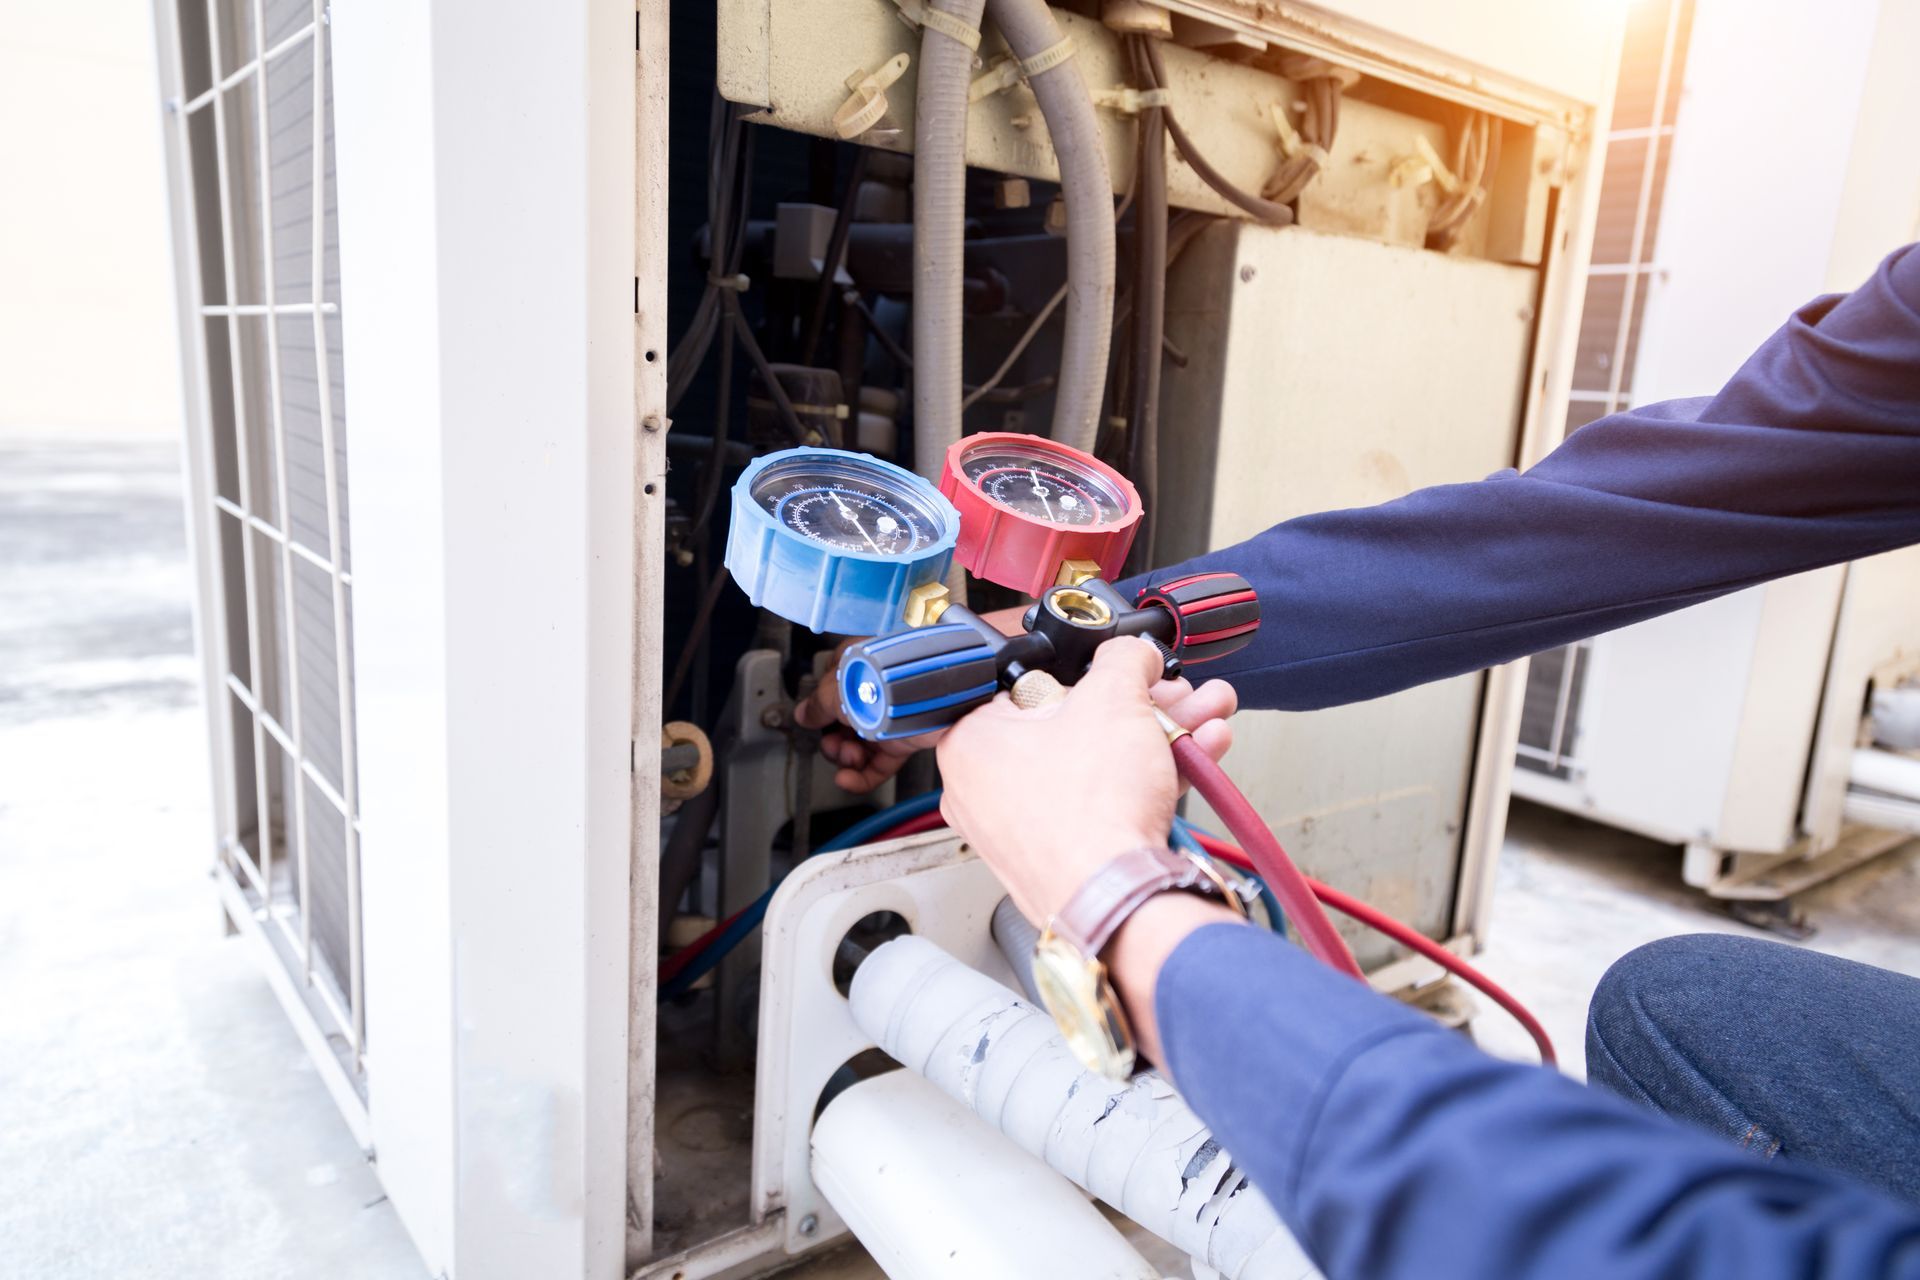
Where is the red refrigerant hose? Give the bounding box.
[1185,828,1558,1066]
[1169,733,1367,980]
[661,763,1557,1063]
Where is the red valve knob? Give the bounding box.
[1134,571,1260,665]
[940,433,1143,597]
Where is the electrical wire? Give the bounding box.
[688,317,737,540]
[1262,59,1346,206]
[844,291,1055,407]
[1428,112,1493,249]
[667,98,751,413]
[1182,825,1557,1066]
[662,567,730,717]
[725,290,813,446]
[1125,35,1169,572]
[960,284,1069,412]
[1138,38,1294,228]
[657,790,946,998]
[799,147,871,368]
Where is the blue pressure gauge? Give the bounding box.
[725,447,960,635]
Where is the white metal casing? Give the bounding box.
[1512,0,1920,878]
[325,0,643,1274]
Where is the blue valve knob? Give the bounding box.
[838,623,1001,740]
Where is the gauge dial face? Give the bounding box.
[750,458,946,556]
[958,440,1129,527]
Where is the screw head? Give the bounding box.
[798,1213,819,1238]
[1239,264,1257,283]
[760,705,787,730]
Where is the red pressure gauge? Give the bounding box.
[939,433,1143,596]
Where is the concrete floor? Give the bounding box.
[4,436,1917,1278]
[0,437,421,1279]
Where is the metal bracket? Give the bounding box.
[714,650,793,1066]
[713,650,897,1066]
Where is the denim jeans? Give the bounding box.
[1586,933,1920,1203]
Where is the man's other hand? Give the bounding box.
[792,606,1028,793]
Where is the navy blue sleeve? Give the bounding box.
[1121,243,1920,711]
[1157,924,1920,1280]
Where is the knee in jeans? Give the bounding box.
[1587,935,1732,1067]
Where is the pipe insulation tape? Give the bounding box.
[850,935,1320,1279]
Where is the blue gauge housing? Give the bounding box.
[725,447,960,635]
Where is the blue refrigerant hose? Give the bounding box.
[660,798,1283,1002]
[1174,814,1285,935]
[659,789,944,1001]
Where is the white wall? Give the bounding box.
[0,0,180,436]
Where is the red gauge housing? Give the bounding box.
[940,433,1144,596]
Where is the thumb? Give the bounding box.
[791,679,840,729]
[1076,635,1165,697]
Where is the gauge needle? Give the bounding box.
[1029,469,1057,522]
[830,490,883,553]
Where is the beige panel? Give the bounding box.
[1159,222,1538,961]
[722,2,1484,247]
[1172,0,1620,106]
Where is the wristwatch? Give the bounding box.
[1032,845,1248,1080]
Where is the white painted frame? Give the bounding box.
[327,0,636,1275]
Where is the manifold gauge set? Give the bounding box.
[725,434,1261,740]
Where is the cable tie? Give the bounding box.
[969,55,1023,103]
[1091,85,1171,114]
[709,271,751,292]
[1020,34,1075,77]
[833,52,912,139]
[891,0,981,50]
[1409,133,1462,194]
[1267,101,1309,160]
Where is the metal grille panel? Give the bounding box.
[158,0,364,1106]
[1522,0,1693,783]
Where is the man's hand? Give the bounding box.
[790,634,936,792]
[933,636,1234,927]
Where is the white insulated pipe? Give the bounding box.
[985,0,1116,453]
[812,1068,1161,1279]
[1850,747,1920,804]
[1870,682,1920,751]
[1844,747,1920,836]
[911,0,988,483]
[850,936,1319,1280]
[912,0,1117,478]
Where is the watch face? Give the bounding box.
[1032,934,1136,1080]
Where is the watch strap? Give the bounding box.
[1051,845,1220,958]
